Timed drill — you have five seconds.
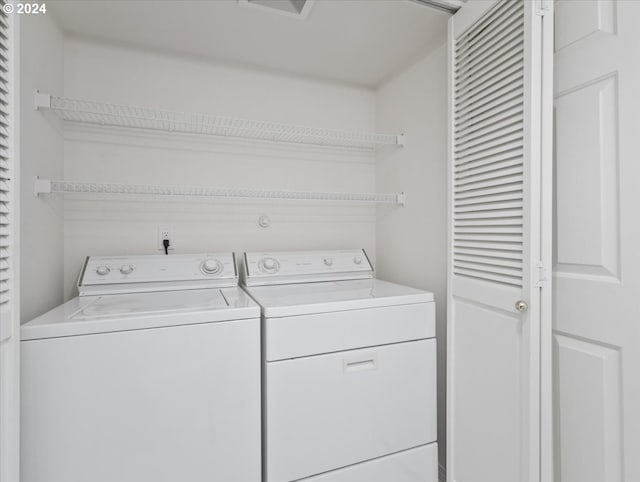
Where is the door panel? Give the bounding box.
[553,335,622,482]
[553,1,640,481]
[448,1,553,481]
[450,298,523,482]
[554,0,616,51]
[555,74,619,279]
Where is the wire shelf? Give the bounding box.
[34,178,406,206]
[35,92,406,150]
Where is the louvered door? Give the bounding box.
[447,1,553,482]
[0,4,18,482]
[0,4,12,332]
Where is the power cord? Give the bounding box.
[163,238,170,255]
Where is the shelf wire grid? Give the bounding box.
[47,96,401,150]
[43,180,404,205]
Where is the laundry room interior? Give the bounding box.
[23,1,448,350]
[20,1,452,480]
[3,1,639,482]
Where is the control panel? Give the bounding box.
[78,253,237,295]
[242,249,373,286]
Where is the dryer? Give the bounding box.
[241,249,438,482]
[21,253,261,482]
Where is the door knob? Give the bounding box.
[515,300,529,312]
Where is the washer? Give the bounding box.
[241,249,438,482]
[21,253,261,482]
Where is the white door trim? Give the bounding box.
[539,2,554,481]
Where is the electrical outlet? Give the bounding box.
[157,225,175,251]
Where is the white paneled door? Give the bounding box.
[447,1,553,481]
[554,1,640,482]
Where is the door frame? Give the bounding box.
[539,2,554,481]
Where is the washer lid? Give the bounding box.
[21,287,259,340]
[243,278,434,317]
[72,289,229,320]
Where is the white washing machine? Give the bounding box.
[21,253,261,482]
[241,249,438,482]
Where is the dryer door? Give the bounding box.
[265,339,437,482]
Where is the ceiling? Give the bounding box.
[48,0,450,87]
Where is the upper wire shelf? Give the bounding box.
[35,92,406,150]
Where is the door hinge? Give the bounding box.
[535,260,547,288]
[535,0,552,16]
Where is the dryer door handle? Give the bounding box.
[343,354,377,374]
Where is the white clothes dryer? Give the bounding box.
[21,253,261,482]
[241,249,438,482]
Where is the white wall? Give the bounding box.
[20,14,64,322]
[62,39,378,300]
[375,44,448,469]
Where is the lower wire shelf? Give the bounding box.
[34,178,406,206]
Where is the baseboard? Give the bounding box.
[439,463,447,482]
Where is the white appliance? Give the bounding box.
[241,249,438,482]
[21,253,261,482]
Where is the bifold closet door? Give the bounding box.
[554,1,640,481]
[447,1,553,482]
[0,5,18,482]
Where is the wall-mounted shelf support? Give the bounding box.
[34,90,51,110]
[34,91,406,150]
[33,176,52,196]
[34,177,406,206]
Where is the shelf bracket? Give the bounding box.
[34,176,51,197]
[397,133,407,147]
[397,192,406,206]
[34,90,51,110]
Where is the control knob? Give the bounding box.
[353,256,363,265]
[324,257,333,266]
[260,257,280,273]
[120,265,134,275]
[96,265,110,276]
[201,258,222,275]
